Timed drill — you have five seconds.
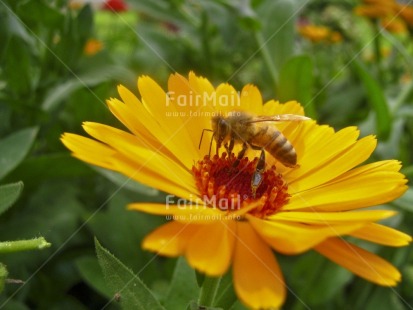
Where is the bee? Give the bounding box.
[205,111,310,196]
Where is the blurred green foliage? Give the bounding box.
[0,0,412,309]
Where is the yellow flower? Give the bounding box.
[381,16,407,34]
[397,4,413,27]
[329,31,343,43]
[298,24,342,44]
[61,72,411,309]
[354,0,397,18]
[362,0,397,8]
[298,24,331,43]
[354,6,392,18]
[83,38,104,56]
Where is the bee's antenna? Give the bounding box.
[199,128,214,150]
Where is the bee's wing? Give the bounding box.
[242,114,311,124]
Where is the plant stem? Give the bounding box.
[198,275,221,307]
[254,31,278,88]
[0,237,51,254]
[372,20,384,85]
[394,79,413,112]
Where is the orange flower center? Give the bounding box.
[192,153,289,218]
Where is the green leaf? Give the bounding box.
[400,165,413,180]
[392,187,413,212]
[227,0,260,31]
[0,181,23,216]
[0,263,8,293]
[0,127,38,180]
[215,272,238,310]
[2,36,33,95]
[5,154,93,187]
[188,301,223,310]
[44,4,94,75]
[306,261,352,305]
[163,257,199,309]
[363,286,405,310]
[0,180,83,248]
[277,55,316,118]
[228,301,248,310]
[127,0,190,26]
[41,65,135,111]
[75,4,94,43]
[95,238,165,310]
[352,60,392,140]
[87,192,165,284]
[0,2,35,46]
[256,0,297,73]
[18,0,63,28]
[196,270,205,288]
[0,298,29,310]
[76,256,112,299]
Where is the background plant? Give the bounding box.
[0,0,412,309]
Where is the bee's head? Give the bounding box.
[211,115,230,148]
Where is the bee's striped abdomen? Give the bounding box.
[251,126,297,167]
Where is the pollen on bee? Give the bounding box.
[192,153,290,217]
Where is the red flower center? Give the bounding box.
[192,153,289,218]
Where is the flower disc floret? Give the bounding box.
[192,153,289,217]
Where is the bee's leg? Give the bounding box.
[228,136,235,154]
[251,148,265,198]
[215,139,223,156]
[223,135,235,155]
[224,143,229,154]
[233,142,248,168]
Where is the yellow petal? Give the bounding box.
[233,222,286,309]
[282,122,333,163]
[249,215,364,254]
[185,221,235,276]
[284,160,407,211]
[142,221,200,256]
[128,203,227,223]
[188,71,215,97]
[269,210,397,224]
[315,237,401,286]
[350,223,412,247]
[214,83,240,114]
[288,129,377,191]
[110,86,162,149]
[263,100,305,116]
[60,133,116,170]
[167,73,215,156]
[137,76,198,166]
[64,127,196,199]
[128,202,200,215]
[111,153,195,200]
[110,89,163,144]
[239,84,263,114]
[107,96,192,168]
[82,122,195,185]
